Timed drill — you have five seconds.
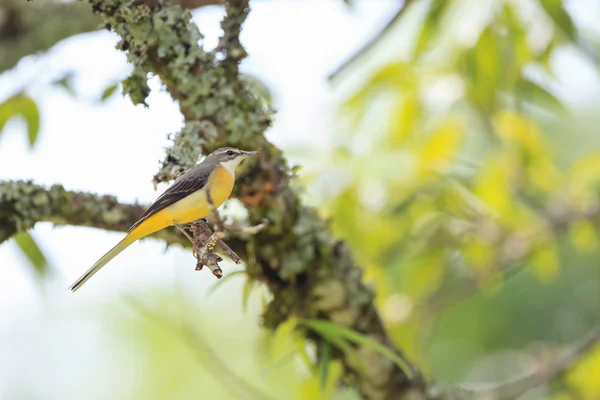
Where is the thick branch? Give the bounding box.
[0,0,99,73]
[0,0,222,74]
[0,180,187,247]
[88,0,423,398]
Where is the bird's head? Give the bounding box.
[207,147,259,176]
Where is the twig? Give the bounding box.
[327,0,415,82]
[175,223,194,243]
[475,325,600,400]
[422,202,600,317]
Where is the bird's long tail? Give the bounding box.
[69,237,133,292]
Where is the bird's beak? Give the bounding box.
[242,150,259,157]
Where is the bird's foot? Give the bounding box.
[174,223,194,243]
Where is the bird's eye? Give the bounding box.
[226,150,234,156]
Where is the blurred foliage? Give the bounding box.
[13,231,50,278]
[299,0,600,396]
[0,93,40,148]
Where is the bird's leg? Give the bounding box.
[174,223,194,243]
[189,219,226,278]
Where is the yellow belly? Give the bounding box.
[127,166,234,241]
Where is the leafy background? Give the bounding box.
[1,0,600,399]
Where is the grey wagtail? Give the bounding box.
[69,147,258,292]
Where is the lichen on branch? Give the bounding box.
[0,180,187,246]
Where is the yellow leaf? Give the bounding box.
[474,153,515,217]
[570,220,599,254]
[295,360,343,400]
[566,342,600,398]
[388,88,420,147]
[567,153,600,210]
[418,120,463,177]
[369,62,411,87]
[402,249,445,301]
[270,317,299,362]
[530,244,560,283]
[464,240,496,276]
[494,110,563,192]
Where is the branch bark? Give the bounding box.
[0,0,99,73]
[0,180,187,247]
[0,0,223,74]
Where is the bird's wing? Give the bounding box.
[127,162,215,232]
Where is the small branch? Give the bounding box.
[327,0,415,82]
[216,0,250,75]
[423,200,600,316]
[0,180,188,246]
[473,325,600,400]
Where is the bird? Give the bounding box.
[69,147,258,292]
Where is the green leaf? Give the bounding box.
[461,26,501,112]
[302,319,365,375]
[516,77,567,114]
[0,94,40,148]
[14,231,49,277]
[319,340,332,390]
[413,0,448,59]
[540,0,576,40]
[302,319,415,379]
[242,277,255,312]
[100,84,119,101]
[52,73,77,97]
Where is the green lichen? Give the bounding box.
[90,0,270,181]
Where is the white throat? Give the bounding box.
[220,158,243,177]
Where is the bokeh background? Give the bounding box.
[1,0,600,399]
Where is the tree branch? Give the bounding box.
[0,0,223,74]
[0,180,187,247]
[0,0,100,74]
[327,0,415,82]
[87,0,424,398]
[423,198,600,316]
[470,325,600,400]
